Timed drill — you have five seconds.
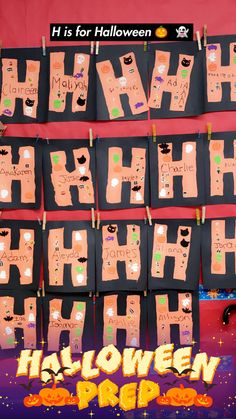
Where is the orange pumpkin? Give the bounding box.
[194,394,213,408]
[101,65,111,74]
[53,62,63,70]
[155,26,168,39]
[28,64,37,72]
[158,54,167,63]
[208,63,217,72]
[65,394,80,405]
[23,394,42,407]
[156,394,171,405]
[166,384,197,406]
[39,383,70,406]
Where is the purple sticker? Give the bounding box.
[208,45,217,51]
[3,109,12,116]
[155,76,164,83]
[134,102,144,109]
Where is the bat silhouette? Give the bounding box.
[0,231,9,236]
[132,185,141,192]
[166,367,195,376]
[40,378,52,384]
[79,176,89,182]
[182,308,192,314]
[57,380,71,386]
[164,379,178,386]
[19,379,34,390]
[42,367,70,376]
[0,149,8,155]
[159,143,170,154]
[4,316,13,321]
[77,257,88,263]
[203,381,217,390]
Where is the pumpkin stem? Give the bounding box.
[52,383,57,390]
[180,384,184,389]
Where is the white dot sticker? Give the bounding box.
[0,271,6,279]
[79,166,86,175]
[159,188,166,197]
[76,274,84,283]
[77,54,85,64]
[0,242,4,251]
[135,192,142,201]
[75,232,82,241]
[75,312,83,321]
[111,178,119,187]
[24,232,31,241]
[23,149,31,158]
[185,144,193,153]
[0,189,9,198]
[157,225,164,235]
[24,268,31,277]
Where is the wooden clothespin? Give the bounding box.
[90,41,94,55]
[207,122,212,141]
[203,24,207,47]
[201,206,206,224]
[91,208,95,229]
[95,41,100,55]
[152,123,157,143]
[42,280,45,297]
[144,41,148,52]
[96,212,100,230]
[0,121,7,137]
[42,36,46,56]
[196,208,201,226]
[144,290,147,297]
[89,128,93,147]
[146,206,152,226]
[42,211,47,231]
[196,31,202,51]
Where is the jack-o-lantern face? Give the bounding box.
[23,394,42,407]
[156,394,171,405]
[155,26,168,38]
[39,384,70,406]
[194,394,213,408]
[166,384,197,406]
[65,394,80,405]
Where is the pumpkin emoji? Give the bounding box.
[208,63,217,72]
[166,384,197,406]
[194,394,213,408]
[23,394,42,407]
[158,54,167,63]
[155,26,168,39]
[28,64,37,72]
[65,394,80,405]
[101,65,111,74]
[156,394,171,405]
[39,383,70,406]
[53,62,63,70]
